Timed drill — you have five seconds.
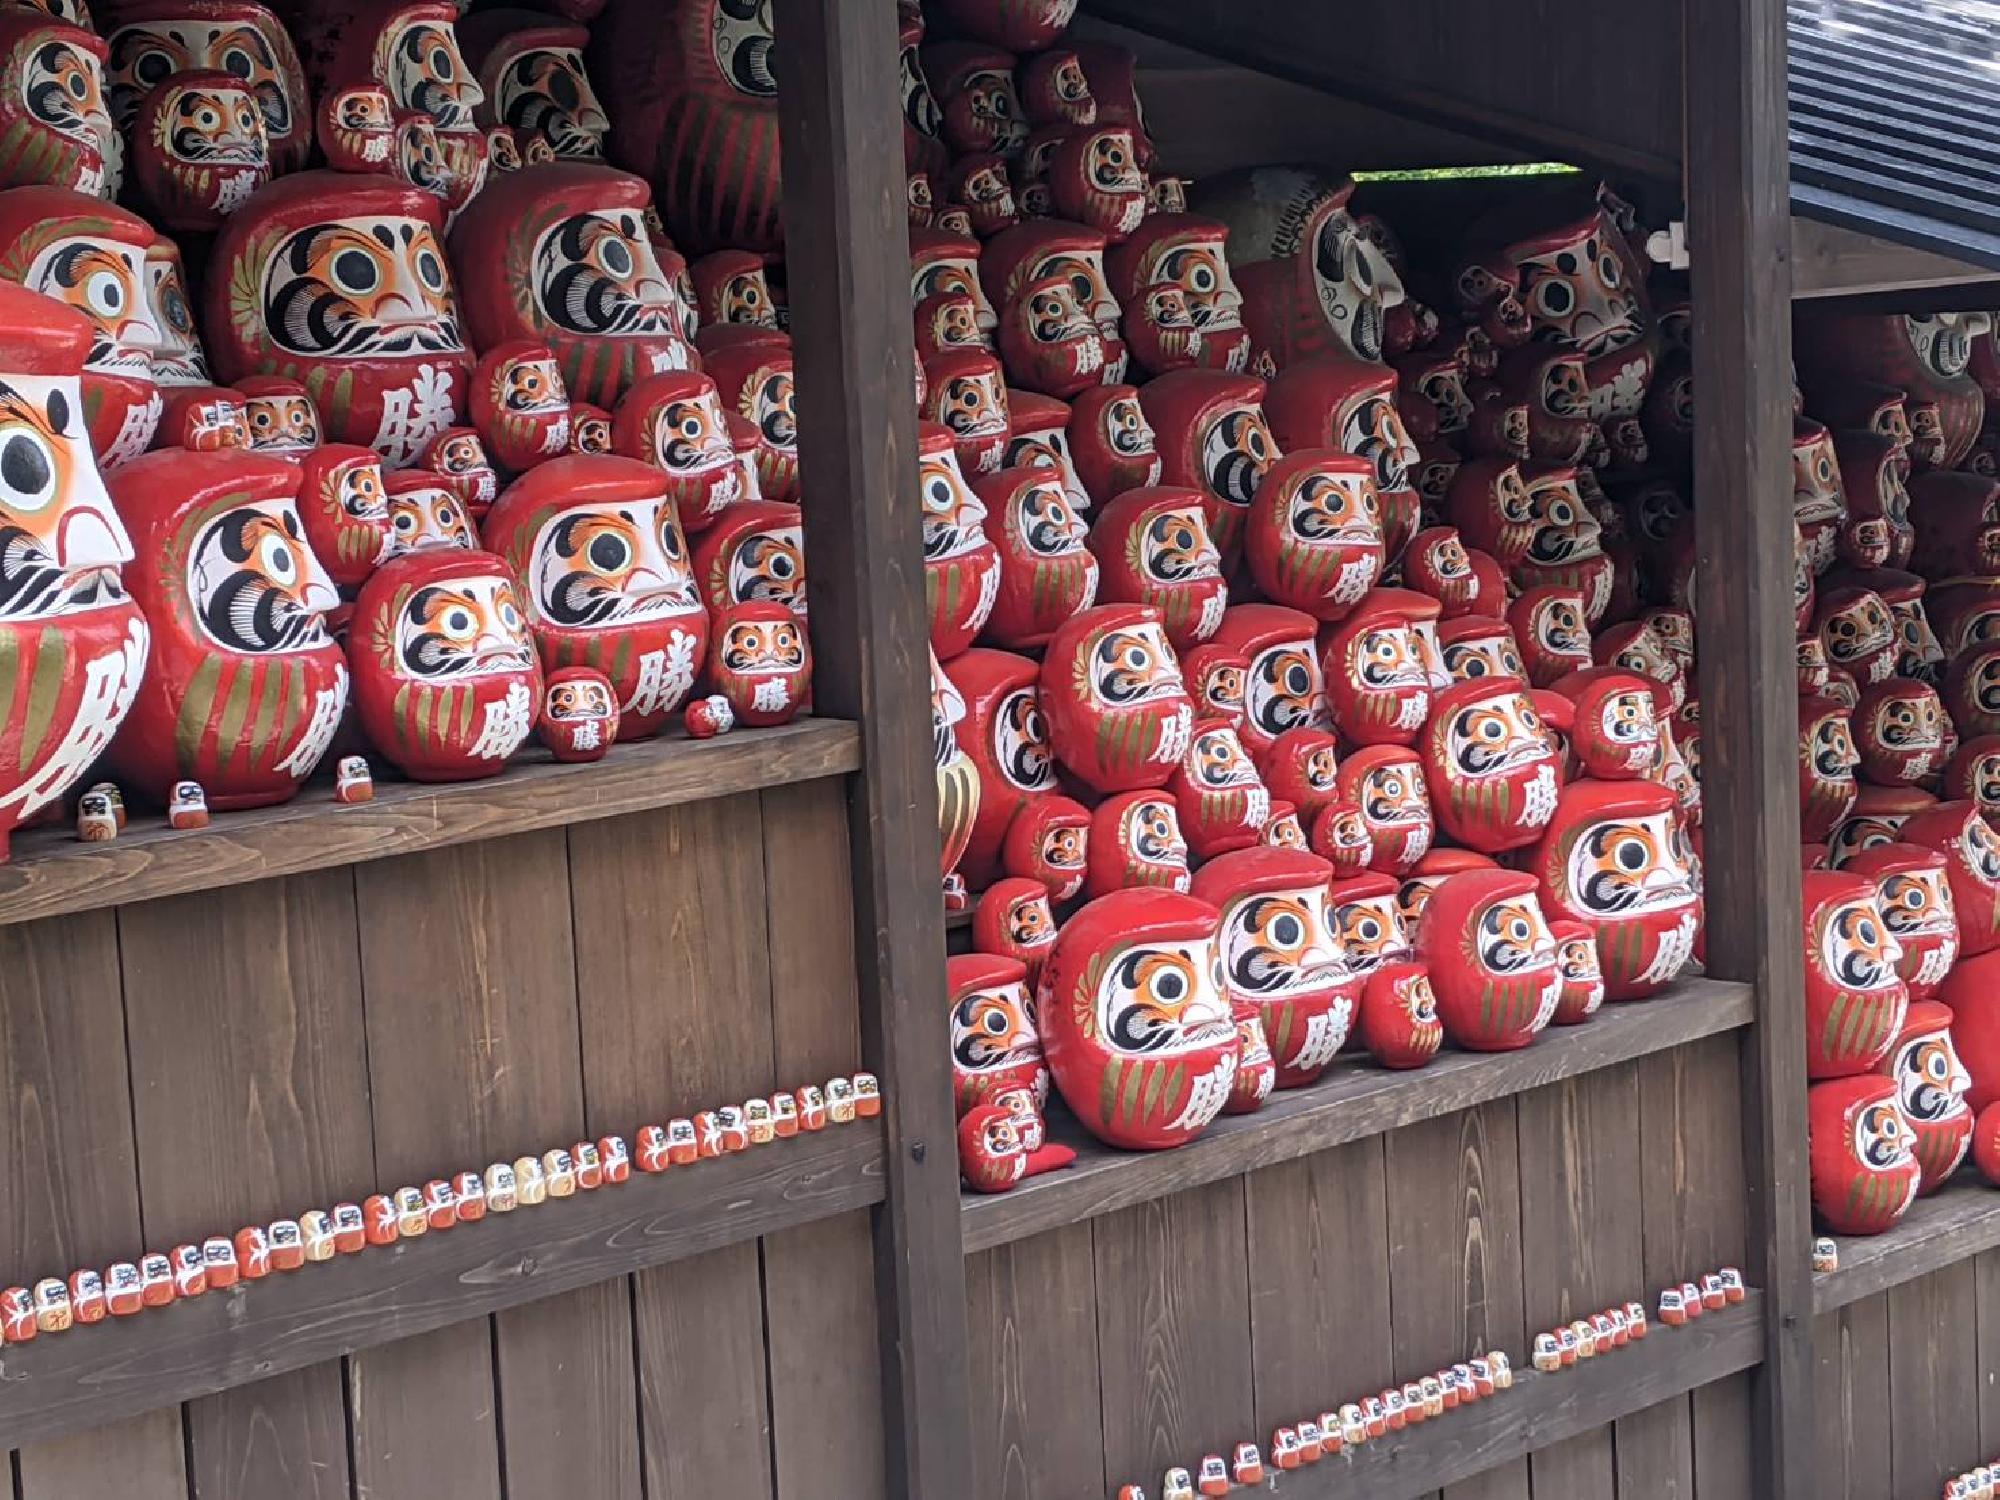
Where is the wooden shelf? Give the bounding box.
[0,718,860,927]
[0,1121,883,1452]
[1813,1171,2000,1314]
[1791,215,2000,302]
[1230,1294,1765,1500]
[962,977,1753,1253]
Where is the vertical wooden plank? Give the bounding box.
[1093,1181,1255,1489]
[1686,0,1812,1487]
[775,3,970,1491]
[1244,1139,1394,1436]
[568,797,775,1500]
[967,1227,1106,1500]
[352,832,640,1500]
[758,779,889,1500]
[1517,1066,1643,1498]
[118,871,373,1500]
[1813,1297,1892,1500]
[1691,1371,1759,1500]
[1978,1250,2000,1456]
[1,911,187,1500]
[1382,1100,1529,1500]
[1888,1265,1981,1500]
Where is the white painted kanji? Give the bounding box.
[1521,762,1559,827]
[102,392,163,469]
[7,617,148,818]
[1290,1001,1353,1075]
[469,681,534,760]
[1530,970,1563,1031]
[1395,695,1426,732]
[1195,589,1227,640]
[212,173,258,215]
[1638,911,1699,986]
[372,364,458,466]
[752,678,790,715]
[626,630,698,718]
[1168,1051,1237,1134]
[276,663,350,778]
[569,719,601,752]
[1331,558,1376,606]
[1152,701,1193,764]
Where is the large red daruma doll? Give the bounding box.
[1899,800,2000,957]
[0,13,117,198]
[944,648,1057,889]
[1191,845,1361,1089]
[449,163,693,410]
[1040,602,1194,794]
[108,449,348,808]
[1419,676,1565,854]
[1414,867,1560,1051]
[1802,870,1909,1080]
[0,188,162,468]
[349,548,542,780]
[1038,887,1238,1151]
[0,284,149,858]
[1528,779,1701,1000]
[480,454,708,738]
[1878,999,1973,1193]
[1808,1074,1920,1236]
[204,172,472,466]
[1846,842,1960,1001]
[102,2,313,176]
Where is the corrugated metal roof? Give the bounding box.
[1790,0,2000,269]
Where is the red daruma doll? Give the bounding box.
[1040,603,1194,794]
[349,549,542,780]
[109,449,348,808]
[1878,999,1973,1193]
[0,285,149,856]
[1809,1074,1920,1236]
[1038,887,1238,1150]
[1801,870,1909,1080]
[708,602,810,728]
[1415,869,1561,1051]
[480,454,707,737]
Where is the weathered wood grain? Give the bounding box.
[1887,1265,1981,1499]
[1978,1250,2000,1457]
[0,720,858,928]
[1812,1298,1892,1499]
[1815,1172,2000,1312]
[963,980,1752,1252]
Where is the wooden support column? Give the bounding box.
[1685,0,1814,1494]
[775,5,973,1498]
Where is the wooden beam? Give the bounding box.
[774,4,973,1497]
[0,719,860,927]
[0,1123,884,1453]
[1813,1173,2000,1313]
[963,978,1754,1255]
[1791,214,2000,301]
[1685,0,1816,1493]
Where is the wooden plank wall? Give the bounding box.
[0,776,886,1500]
[967,1031,1753,1500]
[1814,1257,1999,1499]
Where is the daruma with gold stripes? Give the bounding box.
[1808,1073,1920,1237]
[1801,869,1909,1081]
[108,448,347,809]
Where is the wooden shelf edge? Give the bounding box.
[0,1122,883,1451]
[1813,1171,2000,1314]
[0,718,861,928]
[1791,212,2000,301]
[962,976,1754,1254]
[1244,1293,1764,1499]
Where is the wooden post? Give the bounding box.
[1685,0,1814,1494]
[775,4,974,1497]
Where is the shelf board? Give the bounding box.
[0,1120,883,1452]
[0,718,860,927]
[1791,213,2000,301]
[1813,1171,2000,1314]
[962,976,1753,1254]
[1225,1294,1764,1500]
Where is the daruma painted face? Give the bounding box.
[1877,999,1972,1192]
[469,338,570,472]
[538,664,617,761]
[948,951,1045,1116]
[1106,213,1253,377]
[1528,780,1700,1000]
[971,876,1058,985]
[690,499,804,619]
[1001,792,1090,902]
[204,172,471,466]
[1244,449,1383,622]
[1801,869,1909,1080]
[1170,714,1271,860]
[1209,603,1328,757]
[0,13,117,198]
[0,283,148,859]
[1329,871,1412,978]
[1336,745,1433,875]
[317,83,396,173]
[709,601,808,728]
[1899,801,2000,957]
[236,375,321,454]
[1508,585,1593,687]
[942,648,1053,889]
[1087,485,1227,651]
[1192,845,1359,1089]
[1041,602,1194,794]
[1414,868,1560,1052]
[448,163,693,409]
[1421,677,1563,853]
[348,548,542,781]
[917,421,1000,661]
[481,454,706,738]
[1551,667,1661,781]
[108,448,347,808]
[104,1,311,173]
[1852,678,1947,787]
[1797,693,1861,844]
[1038,887,1238,1151]
[459,12,607,162]
[609,370,741,533]
[1139,368,1278,564]
[975,464,1098,649]
[1086,790,1190,897]
[130,70,269,233]
[1549,918,1606,1025]
[1070,383,1161,506]
[1808,1074,1920,1236]
[297,443,393,590]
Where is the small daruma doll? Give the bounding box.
[1808,1074,1920,1236]
[102,2,313,175]
[611,371,743,534]
[948,951,1046,1117]
[1802,870,1909,1079]
[236,375,321,454]
[537,664,617,761]
[0,284,149,859]
[1899,800,2000,958]
[108,449,348,808]
[1244,449,1384,621]
[1528,780,1701,1000]
[1087,485,1227,650]
[975,464,1097,648]
[1848,841,1959,1001]
[1414,868,1561,1051]
[1038,887,1238,1151]
[480,454,707,738]
[1209,603,1329,757]
[1799,694,1861,844]
[1878,999,1973,1192]
[1169,715,1270,859]
[918,421,1001,660]
[349,548,542,780]
[129,70,270,233]
[470,338,571,472]
[1421,678,1563,854]
[1040,603,1194,794]
[204,172,472,465]
[708,602,810,728]
[1191,846,1360,1088]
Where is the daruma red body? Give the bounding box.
[1801,870,1909,1080]
[1038,888,1237,1151]
[1414,868,1560,1052]
[1878,999,1973,1193]
[1040,603,1194,794]
[1808,1073,1920,1236]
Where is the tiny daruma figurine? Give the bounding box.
[349,549,542,780]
